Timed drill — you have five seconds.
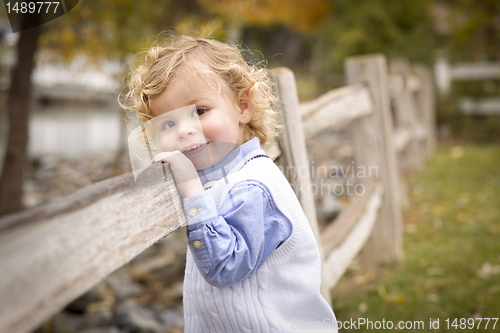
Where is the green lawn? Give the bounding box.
[331,143,500,332]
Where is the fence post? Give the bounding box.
[345,55,403,264]
[270,68,331,304]
[390,60,424,173]
[414,64,437,158]
[434,56,451,96]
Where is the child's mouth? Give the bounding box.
[182,142,209,156]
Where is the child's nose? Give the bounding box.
[177,122,198,139]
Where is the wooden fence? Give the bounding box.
[435,58,500,115]
[0,54,436,333]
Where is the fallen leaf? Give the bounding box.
[426,294,440,303]
[477,262,500,279]
[450,146,464,158]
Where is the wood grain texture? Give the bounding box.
[269,67,330,304]
[345,54,404,264]
[0,163,186,333]
[322,183,383,289]
[0,61,437,330]
[300,84,374,140]
[388,73,422,97]
[450,62,500,80]
[264,139,282,160]
[390,60,424,173]
[413,64,437,158]
[393,127,411,153]
[388,74,405,97]
[458,98,500,115]
[320,181,380,256]
[270,68,320,247]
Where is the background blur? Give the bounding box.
[1,0,500,169]
[0,1,499,332]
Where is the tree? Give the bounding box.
[0,0,223,216]
[443,0,500,61]
[308,0,435,92]
[0,16,41,216]
[1,0,384,216]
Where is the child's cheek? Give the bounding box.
[201,118,224,137]
[159,136,176,152]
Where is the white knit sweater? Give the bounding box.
[183,149,337,332]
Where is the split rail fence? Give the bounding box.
[0,54,436,333]
[435,58,500,115]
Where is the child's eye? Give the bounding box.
[192,107,208,117]
[161,120,176,130]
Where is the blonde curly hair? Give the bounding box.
[120,35,280,148]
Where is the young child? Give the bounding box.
[124,35,337,332]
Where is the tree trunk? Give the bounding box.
[0,23,41,216]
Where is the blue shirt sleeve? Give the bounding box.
[182,181,293,288]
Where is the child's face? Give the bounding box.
[149,73,253,170]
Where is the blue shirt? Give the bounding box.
[182,138,293,287]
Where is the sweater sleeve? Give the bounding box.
[182,180,293,288]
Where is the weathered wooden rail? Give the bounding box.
[435,58,500,115]
[0,54,435,333]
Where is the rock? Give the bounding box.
[318,194,342,220]
[51,312,87,333]
[131,252,177,276]
[169,282,184,301]
[39,155,60,171]
[77,327,122,333]
[156,228,187,256]
[22,179,43,207]
[158,281,184,307]
[86,309,114,327]
[66,290,102,313]
[130,229,187,284]
[106,269,144,300]
[159,308,184,332]
[113,302,164,333]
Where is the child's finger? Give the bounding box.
[151,156,171,164]
[151,152,170,164]
[151,151,181,164]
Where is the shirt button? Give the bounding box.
[189,208,198,216]
[193,240,202,248]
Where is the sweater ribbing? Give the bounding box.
[183,149,337,333]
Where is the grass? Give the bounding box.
[331,143,500,332]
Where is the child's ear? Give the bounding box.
[238,90,254,124]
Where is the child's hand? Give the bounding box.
[151,151,204,198]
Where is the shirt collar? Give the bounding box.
[197,137,261,185]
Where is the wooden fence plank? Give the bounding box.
[434,59,500,95]
[413,64,436,158]
[390,60,424,173]
[300,84,374,140]
[458,98,500,115]
[320,181,380,256]
[270,68,320,246]
[388,73,421,97]
[322,183,384,289]
[345,54,404,264]
[269,67,331,304]
[0,59,436,330]
[451,62,500,80]
[393,127,411,154]
[0,165,185,333]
